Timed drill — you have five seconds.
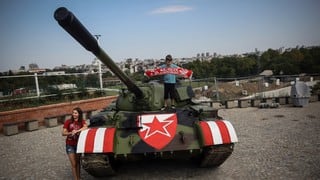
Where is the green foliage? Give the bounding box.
[311,82,320,95]
[94,90,105,97]
[78,88,89,98]
[184,46,320,79]
[85,74,99,87]
[124,69,130,76]
[102,71,113,78]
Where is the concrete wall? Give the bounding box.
[0,96,117,132]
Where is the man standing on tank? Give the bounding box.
[160,54,179,110]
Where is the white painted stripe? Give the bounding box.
[207,121,223,145]
[222,120,238,142]
[93,128,106,153]
[77,129,89,153]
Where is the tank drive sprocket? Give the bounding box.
[81,154,115,177]
[199,144,234,167]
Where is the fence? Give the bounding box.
[184,74,319,102]
[0,72,106,97]
[1,72,319,108]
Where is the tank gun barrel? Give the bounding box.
[54,7,143,98]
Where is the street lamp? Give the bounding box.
[255,48,262,99]
[94,35,103,90]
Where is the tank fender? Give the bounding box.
[196,120,238,147]
[77,128,116,153]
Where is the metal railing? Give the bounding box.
[1,72,319,103]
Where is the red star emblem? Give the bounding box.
[137,113,177,150]
[141,116,173,139]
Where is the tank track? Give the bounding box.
[81,154,115,177]
[199,143,234,167]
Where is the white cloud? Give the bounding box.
[150,5,193,14]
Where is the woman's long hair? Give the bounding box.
[71,107,83,123]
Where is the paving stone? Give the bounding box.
[0,102,319,180]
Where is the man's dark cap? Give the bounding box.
[165,54,172,61]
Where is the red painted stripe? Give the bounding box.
[215,120,231,144]
[84,128,98,153]
[199,121,214,146]
[103,128,116,152]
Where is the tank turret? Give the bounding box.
[54,7,187,111]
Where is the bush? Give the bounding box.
[311,82,320,95]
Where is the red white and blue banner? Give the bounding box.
[198,120,238,146]
[144,67,193,79]
[77,128,116,153]
[137,113,177,150]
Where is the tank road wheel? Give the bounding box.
[199,144,234,167]
[81,153,115,177]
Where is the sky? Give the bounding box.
[0,0,320,72]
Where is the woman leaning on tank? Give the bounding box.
[62,107,88,180]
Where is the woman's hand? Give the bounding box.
[71,129,79,136]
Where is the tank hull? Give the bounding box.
[77,108,238,177]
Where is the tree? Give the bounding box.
[102,71,113,78]
[260,49,280,70]
[86,74,99,88]
[235,57,256,76]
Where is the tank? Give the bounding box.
[54,7,238,177]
